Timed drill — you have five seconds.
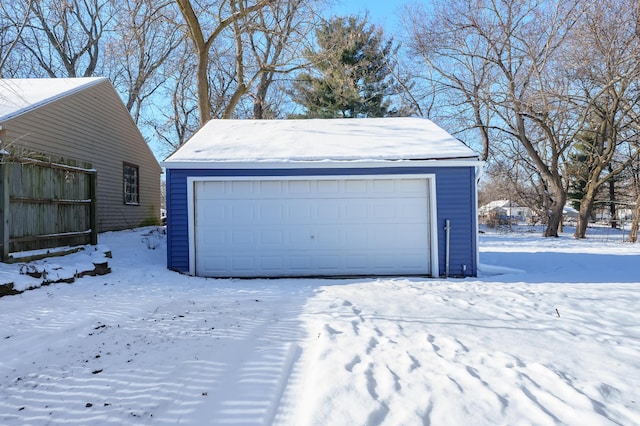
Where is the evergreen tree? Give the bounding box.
[290,15,398,118]
[567,132,608,216]
[567,136,595,211]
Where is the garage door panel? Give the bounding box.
[286,201,314,223]
[372,179,395,193]
[314,227,342,247]
[345,255,368,269]
[260,180,283,194]
[201,230,227,246]
[400,254,428,269]
[317,255,341,269]
[200,256,227,275]
[368,253,395,269]
[399,205,427,220]
[290,255,312,269]
[260,256,283,270]
[231,181,253,193]
[343,228,370,246]
[316,203,340,220]
[288,180,311,193]
[258,201,284,221]
[372,203,396,219]
[400,179,426,192]
[195,178,431,277]
[287,227,314,246]
[231,230,254,245]
[400,229,429,247]
[317,180,339,193]
[260,229,284,245]
[230,202,254,221]
[198,181,226,197]
[345,180,367,193]
[198,200,225,222]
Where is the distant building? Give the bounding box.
[479,200,532,222]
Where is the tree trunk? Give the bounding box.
[543,185,566,237]
[544,199,564,237]
[608,165,617,228]
[629,192,640,242]
[542,174,567,237]
[253,96,264,119]
[574,190,596,239]
[195,50,212,125]
[253,73,272,119]
[175,0,211,126]
[222,84,247,119]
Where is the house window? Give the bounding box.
[123,163,139,205]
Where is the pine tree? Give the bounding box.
[567,137,594,211]
[290,15,398,118]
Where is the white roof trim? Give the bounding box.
[0,77,108,122]
[162,159,484,169]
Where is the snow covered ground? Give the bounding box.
[0,226,639,425]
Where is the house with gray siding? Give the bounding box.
[162,118,482,278]
[0,77,161,233]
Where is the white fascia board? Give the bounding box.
[162,159,483,170]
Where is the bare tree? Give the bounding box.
[565,0,640,238]
[105,0,184,124]
[175,0,272,125]
[246,0,317,119]
[0,1,34,77]
[149,42,199,151]
[19,0,113,77]
[175,0,323,124]
[403,1,495,160]
[404,0,585,237]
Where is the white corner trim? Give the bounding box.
[187,178,196,276]
[428,176,439,278]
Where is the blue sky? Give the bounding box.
[328,0,406,30]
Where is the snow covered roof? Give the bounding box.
[163,118,481,167]
[0,77,107,122]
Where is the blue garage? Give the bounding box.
[162,118,482,278]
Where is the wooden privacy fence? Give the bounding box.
[0,148,97,261]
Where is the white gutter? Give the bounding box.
[161,159,484,170]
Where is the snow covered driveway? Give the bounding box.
[1,228,639,425]
[284,279,639,425]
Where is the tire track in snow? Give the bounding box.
[0,282,311,425]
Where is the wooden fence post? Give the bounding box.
[0,150,9,261]
[89,171,98,245]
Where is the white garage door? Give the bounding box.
[193,177,432,277]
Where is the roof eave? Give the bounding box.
[162,158,484,170]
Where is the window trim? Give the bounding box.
[123,162,140,205]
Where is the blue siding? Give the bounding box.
[434,167,478,277]
[165,166,478,277]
